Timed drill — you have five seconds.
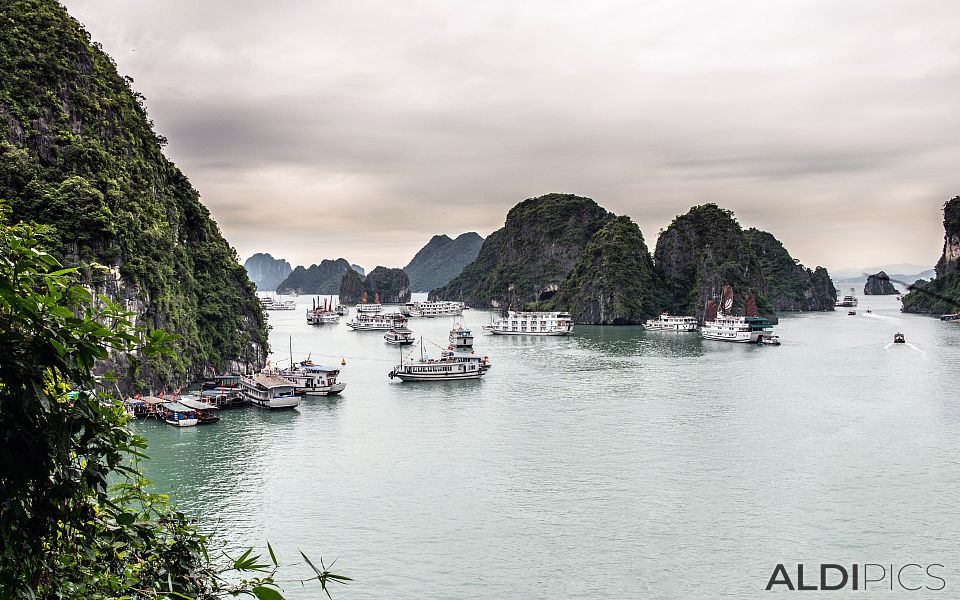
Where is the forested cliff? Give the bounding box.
[0,0,268,387]
[902,197,960,314]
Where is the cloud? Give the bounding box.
[62,0,960,272]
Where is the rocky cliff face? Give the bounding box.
[276,258,351,294]
[864,271,898,295]
[902,196,960,314]
[555,216,657,324]
[654,204,773,319]
[243,253,292,291]
[0,0,267,387]
[404,232,483,292]
[338,266,411,304]
[430,193,613,307]
[744,228,836,310]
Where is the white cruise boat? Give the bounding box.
[348,312,402,330]
[260,297,297,311]
[402,300,465,318]
[384,321,415,345]
[388,344,486,382]
[448,323,474,350]
[835,288,859,307]
[701,314,773,343]
[356,290,382,314]
[645,314,698,331]
[442,349,491,372]
[239,374,301,408]
[273,362,346,397]
[700,287,775,344]
[482,311,574,336]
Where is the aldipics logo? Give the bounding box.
[765,564,947,592]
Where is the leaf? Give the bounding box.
[300,550,321,577]
[251,586,285,600]
[116,512,135,526]
[267,542,278,567]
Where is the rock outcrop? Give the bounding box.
[276,258,352,294]
[0,0,267,387]
[243,253,293,291]
[430,193,613,307]
[902,196,960,314]
[744,228,837,310]
[555,216,658,324]
[338,266,411,304]
[653,204,773,319]
[404,232,484,292]
[863,271,898,295]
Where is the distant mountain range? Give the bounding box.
[832,264,935,287]
[276,259,354,294]
[403,232,484,292]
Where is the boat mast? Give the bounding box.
[289,335,293,369]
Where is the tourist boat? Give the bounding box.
[941,313,960,322]
[122,397,150,420]
[835,289,859,308]
[274,361,346,396]
[388,342,486,381]
[701,288,774,343]
[644,314,698,331]
[893,332,906,344]
[347,312,401,331]
[384,320,415,346]
[177,397,221,424]
[482,311,574,336]
[759,334,782,346]
[260,296,297,311]
[356,290,383,314]
[239,374,302,409]
[401,300,465,318]
[848,310,856,316]
[160,402,200,427]
[441,349,491,371]
[307,297,341,324]
[448,323,474,350]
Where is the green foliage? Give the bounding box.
[555,216,657,324]
[0,0,268,388]
[744,228,836,310]
[339,266,411,304]
[277,258,351,295]
[432,193,613,307]
[0,216,346,598]
[902,196,960,314]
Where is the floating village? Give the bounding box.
[123,282,943,427]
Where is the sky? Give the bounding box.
[62,0,959,274]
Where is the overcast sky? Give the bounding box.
[62,0,958,273]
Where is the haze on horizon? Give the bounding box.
[63,0,958,274]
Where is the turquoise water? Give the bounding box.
[135,294,960,599]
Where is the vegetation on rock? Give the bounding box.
[277,258,352,294]
[0,217,347,599]
[863,271,898,295]
[430,193,613,307]
[339,266,411,304]
[902,196,960,314]
[244,252,293,291]
[744,228,836,310]
[404,232,483,292]
[555,216,658,324]
[653,204,774,319]
[0,0,267,388]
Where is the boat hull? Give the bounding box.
[701,330,761,343]
[392,371,484,382]
[483,328,572,336]
[165,418,199,427]
[645,323,698,331]
[250,396,301,409]
[299,383,346,397]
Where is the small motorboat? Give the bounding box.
[847,310,856,316]
[893,332,905,344]
[759,334,781,346]
[865,308,872,314]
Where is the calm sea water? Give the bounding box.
[135,293,960,599]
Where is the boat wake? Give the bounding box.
[863,312,899,322]
[884,341,926,357]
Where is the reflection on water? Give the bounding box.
[138,295,960,599]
